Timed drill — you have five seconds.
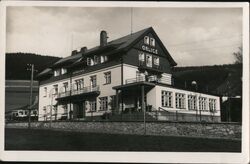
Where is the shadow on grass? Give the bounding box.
[5,128,241,152]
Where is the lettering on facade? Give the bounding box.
[141,45,158,54]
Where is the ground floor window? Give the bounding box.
[89,100,97,112]
[188,95,197,110]
[175,93,185,109]
[199,97,207,111]
[209,98,216,112]
[99,97,108,111]
[62,104,68,114]
[161,91,172,107]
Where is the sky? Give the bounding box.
[6,6,242,66]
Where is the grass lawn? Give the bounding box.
[5,128,241,152]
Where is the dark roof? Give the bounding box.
[38,27,177,78]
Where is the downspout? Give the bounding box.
[121,56,124,113]
[69,71,72,120]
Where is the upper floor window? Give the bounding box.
[139,52,145,62]
[162,91,172,107]
[146,54,152,67]
[144,36,150,45]
[209,98,216,112]
[53,85,58,95]
[62,82,68,92]
[90,75,97,87]
[43,87,47,97]
[150,38,155,47]
[188,95,197,110]
[154,57,159,66]
[75,79,84,90]
[54,69,60,77]
[61,68,67,75]
[176,93,186,109]
[104,71,111,84]
[199,97,207,111]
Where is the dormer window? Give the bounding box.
[94,55,101,65]
[54,69,60,77]
[150,38,155,47]
[61,68,67,75]
[144,36,150,45]
[101,55,108,63]
[87,57,93,66]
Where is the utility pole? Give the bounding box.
[27,64,34,129]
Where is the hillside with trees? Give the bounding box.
[172,64,242,97]
[6,53,61,80]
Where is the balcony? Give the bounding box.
[56,85,100,102]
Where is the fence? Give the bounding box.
[6,108,221,123]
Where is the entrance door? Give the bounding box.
[73,101,85,119]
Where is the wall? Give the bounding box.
[5,121,241,140]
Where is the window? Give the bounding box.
[89,100,96,112]
[87,57,93,66]
[99,97,108,111]
[62,82,68,92]
[75,79,84,90]
[90,75,97,87]
[209,98,216,112]
[62,104,68,114]
[43,87,47,97]
[54,69,60,77]
[53,85,58,95]
[176,93,186,109]
[150,38,155,47]
[161,91,172,107]
[146,54,152,67]
[188,95,197,110]
[104,71,111,84]
[61,68,67,75]
[154,57,159,66]
[144,36,150,45]
[199,97,207,111]
[94,55,101,65]
[100,55,108,63]
[139,52,145,61]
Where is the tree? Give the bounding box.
[233,47,242,64]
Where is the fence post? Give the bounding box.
[176,111,178,121]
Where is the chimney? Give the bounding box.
[71,50,77,56]
[80,47,87,53]
[100,30,108,47]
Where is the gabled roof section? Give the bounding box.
[39,27,177,77]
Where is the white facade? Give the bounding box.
[147,85,220,117]
[38,65,122,121]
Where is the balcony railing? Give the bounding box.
[125,76,171,85]
[58,85,99,98]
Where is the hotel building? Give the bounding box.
[37,27,221,122]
